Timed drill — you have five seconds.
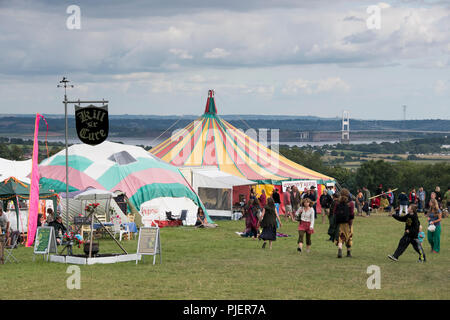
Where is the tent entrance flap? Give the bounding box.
[198,187,231,211]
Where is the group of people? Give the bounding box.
[240,185,354,258]
[0,207,68,246]
[237,183,446,261]
[399,186,449,214]
[355,184,449,217]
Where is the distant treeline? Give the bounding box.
[0,137,66,161]
[279,144,450,203]
[291,136,450,155]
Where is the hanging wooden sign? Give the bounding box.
[75,105,109,145]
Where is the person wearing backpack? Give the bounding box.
[320,189,333,224]
[333,188,355,258]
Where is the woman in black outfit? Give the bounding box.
[259,198,282,250]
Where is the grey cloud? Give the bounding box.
[0,1,449,78]
[343,16,365,22]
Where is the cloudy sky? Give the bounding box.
[0,0,449,119]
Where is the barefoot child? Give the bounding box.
[418,225,425,244]
[388,204,426,262]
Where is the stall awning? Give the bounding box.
[192,168,256,190]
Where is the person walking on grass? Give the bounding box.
[334,189,354,258]
[434,186,442,209]
[327,192,340,242]
[241,199,259,239]
[388,204,426,262]
[427,199,442,254]
[272,188,281,217]
[291,186,301,213]
[355,189,364,216]
[398,191,409,216]
[418,187,426,213]
[259,198,282,250]
[362,186,371,217]
[259,189,267,209]
[295,198,315,253]
[388,188,396,215]
[320,188,333,224]
[283,186,293,222]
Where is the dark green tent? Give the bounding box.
[0,176,59,230]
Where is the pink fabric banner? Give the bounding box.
[26,113,47,247]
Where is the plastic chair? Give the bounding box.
[166,211,176,221]
[4,231,20,263]
[120,224,130,241]
[180,210,188,226]
[113,220,130,241]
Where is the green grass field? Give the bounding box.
[1,213,448,300]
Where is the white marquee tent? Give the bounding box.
[0,158,32,183]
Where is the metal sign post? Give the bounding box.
[57,77,109,227]
[57,77,73,227]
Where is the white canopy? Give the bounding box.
[62,189,126,224]
[74,189,117,201]
[179,167,255,218]
[0,158,32,183]
[190,168,255,191]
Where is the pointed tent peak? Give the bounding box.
[204,89,217,115]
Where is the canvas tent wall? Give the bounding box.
[0,158,32,183]
[140,196,199,226]
[181,167,255,218]
[59,188,128,224]
[0,176,59,231]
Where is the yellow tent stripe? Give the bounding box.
[223,120,332,180]
[212,119,246,178]
[160,119,203,163]
[184,118,210,166]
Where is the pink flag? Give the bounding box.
[26,113,48,247]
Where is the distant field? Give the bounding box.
[0,213,448,300]
[324,152,450,169]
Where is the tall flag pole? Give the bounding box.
[57,77,73,227]
[26,113,48,247]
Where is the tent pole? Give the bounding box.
[230,188,233,220]
[65,94,69,228]
[93,214,127,254]
[14,196,20,231]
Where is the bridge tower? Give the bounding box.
[341,110,350,144]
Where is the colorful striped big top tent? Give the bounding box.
[38,141,207,214]
[151,90,334,185]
